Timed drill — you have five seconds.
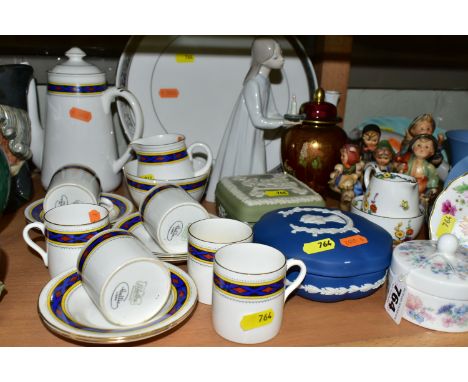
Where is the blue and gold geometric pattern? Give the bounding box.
[127,177,208,193]
[188,242,215,265]
[48,83,107,94]
[213,272,284,300]
[136,148,188,165]
[115,214,142,231]
[45,224,109,247]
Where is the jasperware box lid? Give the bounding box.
[253,206,393,278]
[391,234,468,300]
[215,173,325,223]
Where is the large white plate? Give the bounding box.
[38,263,197,344]
[116,36,316,171]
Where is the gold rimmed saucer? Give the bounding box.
[37,263,197,344]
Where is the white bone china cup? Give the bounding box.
[140,184,210,254]
[22,203,110,278]
[76,228,172,326]
[212,243,307,344]
[43,165,114,212]
[187,218,253,305]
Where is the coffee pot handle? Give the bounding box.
[105,87,144,173]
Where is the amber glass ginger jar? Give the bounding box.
[281,88,347,195]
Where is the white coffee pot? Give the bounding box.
[28,47,143,191]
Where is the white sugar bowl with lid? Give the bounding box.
[389,234,468,332]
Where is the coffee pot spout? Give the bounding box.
[27,77,44,169]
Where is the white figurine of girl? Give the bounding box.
[205,38,293,202]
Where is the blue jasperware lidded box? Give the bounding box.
[253,206,393,302]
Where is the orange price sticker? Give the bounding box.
[88,209,101,223]
[159,88,180,98]
[69,107,92,122]
[340,234,368,248]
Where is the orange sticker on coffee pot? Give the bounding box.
[69,107,92,122]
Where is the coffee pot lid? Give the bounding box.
[48,47,105,83]
[302,88,341,124]
[391,234,468,300]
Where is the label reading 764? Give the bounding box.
[240,309,275,331]
[384,277,408,325]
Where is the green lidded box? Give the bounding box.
[215,173,325,225]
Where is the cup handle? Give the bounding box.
[284,259,307,301]
[187,142,213,177]
[22,222,48,267]
[104,87,144,173]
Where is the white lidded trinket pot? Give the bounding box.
[390,234,468,332]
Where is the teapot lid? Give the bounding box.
[48,47,105,84]
[301,88,341,124]
[390,234,468,300]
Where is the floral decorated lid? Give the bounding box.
[391,234,468,300]
[253,207,393,277]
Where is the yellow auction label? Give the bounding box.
[264,190,289,197]
[240,309,274,331]
[176,53,195,63]
[436,214,457,237]
[303,238,335,254]
[140,174,155,180]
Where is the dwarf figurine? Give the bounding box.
[329,143,365,211]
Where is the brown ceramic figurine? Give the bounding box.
[281,88,347,195]
[329,143,364,211]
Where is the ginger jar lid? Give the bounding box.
[48,47,106,85]
[391,234,468,300]
[301,88,341,124]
